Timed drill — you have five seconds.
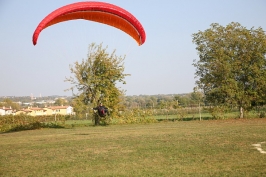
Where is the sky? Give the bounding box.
[1,0,266,97]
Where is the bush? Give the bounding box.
[259,111,266,118]
[112,109,157,124]
[176,107,188,121]
[209,106,228,119]
[0,114,68,132]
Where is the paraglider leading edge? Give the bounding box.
[32,1,146,46]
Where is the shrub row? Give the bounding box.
[111,109,158,124]
[0,114,70,132]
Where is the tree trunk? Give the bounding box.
[239,107,244,118]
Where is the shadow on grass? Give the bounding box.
[2,122,65,133]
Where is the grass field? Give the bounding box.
[1,119,266,176]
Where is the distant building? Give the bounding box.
[23,103,32,106]
[44,106,73,115]
[46,100,56,104]
[0,106,13,115]
[15,107,45,116]
[15,106,73,116]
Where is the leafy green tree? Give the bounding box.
[158,100,167,109]
[191,87,204,120]
[0,98,20,111]
[54,98,68,106]
[174,95,190,107]
[65,43,128,125]
[192,22,266,118]
[190,87,204,106]
[71,93,90,119]
[146,98,155,109]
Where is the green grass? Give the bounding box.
[1,119,266,176]
[65,119,94,127]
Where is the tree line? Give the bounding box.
[122,92,203,110]
[53,22,266,123]
[2,22,266,125]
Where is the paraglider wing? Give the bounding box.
[32,2,146,45]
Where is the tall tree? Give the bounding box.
[192,22,266,118]
[65,43,129,125]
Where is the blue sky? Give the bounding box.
[1,0,266,96]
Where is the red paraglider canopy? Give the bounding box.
[32,1,146,45]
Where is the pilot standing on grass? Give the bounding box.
[93,103,109,117]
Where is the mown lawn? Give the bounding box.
[1,119,266,176]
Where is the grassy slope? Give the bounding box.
[1,119,266,176]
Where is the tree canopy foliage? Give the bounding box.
[0,98,20,111]
[192,22,266,118]
[65,43,128,124]
[54,98,68,106]
[123,93,203,110]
